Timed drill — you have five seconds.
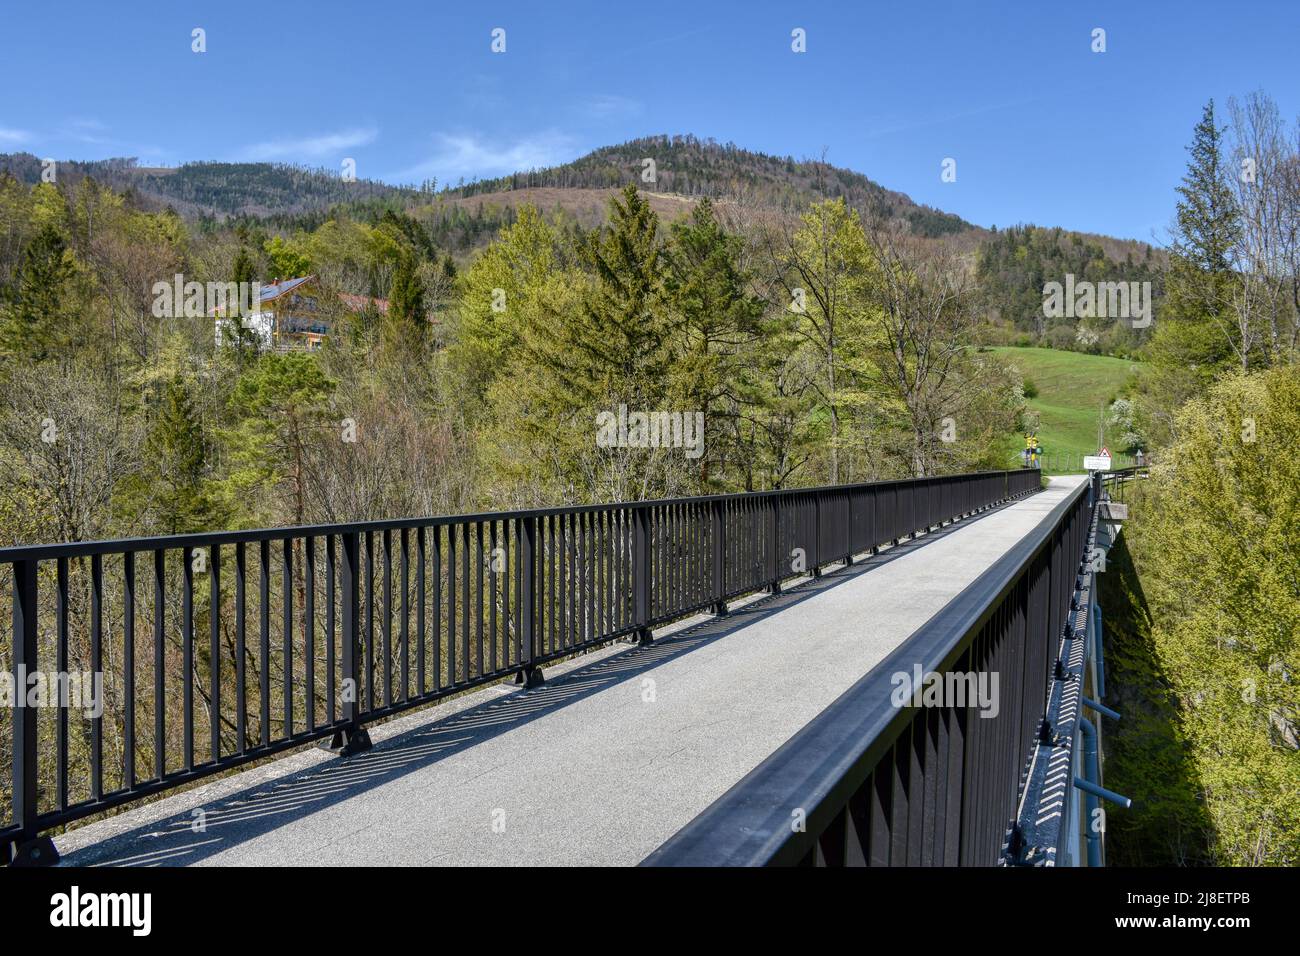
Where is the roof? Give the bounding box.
[338,292,389,315]
[260,275,316,302]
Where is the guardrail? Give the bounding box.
[1100,465,1147,503]
[2,469,1039,865]
[644,473,1093,867]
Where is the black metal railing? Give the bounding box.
[1100,465,1147,503]
[643,473,1094,867]
[2,469,1039,864]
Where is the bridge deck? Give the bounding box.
[57,477,1084,867]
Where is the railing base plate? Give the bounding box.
[6,835,59,867]
[320,727,372,757]
[515,666,545,689]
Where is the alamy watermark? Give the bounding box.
[1042,274,1151,329]
[890,663,1000,718]
[2,666,103,718]
[151,274,263,319]
[595,405,704,459]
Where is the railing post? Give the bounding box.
[633,505,652,644]
[8,559,58,865]
[767,494,782,594]
[327,531,371,755]
[516,514,543,686]
[812,494,823,577]
[711,499,727,615]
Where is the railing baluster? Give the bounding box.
[340,531,362,749]
[182,547,194,771]
[326,535,336,724]
[447,523,456,685]
[91,553,104,797]
[365,531,375,712]
[382,529,392,707]
[154,548,166,779]
[520,514,536,683]
[305,537,315,732]
[416,527,426,694]
[461,522,470,679]
[400,528,409,701]
[476,522,484,673]
[123,552,136,789]
[235,542,247,753]
[489,521,498,672]
[210,544,221,759]
[634,505,650,642]
[504,519,514,665]
[11,559,52,863]
[433,525,443,691]
[277,537,289,737]
[259,539,270,748]
[55,556,68,811]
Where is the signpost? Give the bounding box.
[1083,446,1112,472]
[1024,434,1042,469]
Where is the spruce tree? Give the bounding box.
[567,185,670,406]
[1169,100,1240,321]
[383,251,427,353]
[147,376,219,533]
[0,224,75,361]
[1140,101,1242,446]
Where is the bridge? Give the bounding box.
[2,468,1133,867]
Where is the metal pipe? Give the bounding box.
[1074,776,1132,809]
[1083,696,1121,721]
[1092,601,1106,699]
[1076,716,1102,867]
[1075,716,1133,867]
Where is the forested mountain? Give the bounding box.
[1,138,1165,273]
[0,153,423,219]
[445,134,973,238]
[1,138,1170,353]
[2,135,973,236]
[977,224,1166,349]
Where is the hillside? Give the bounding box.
[1,138,1165,274]
[0,153,422,219]
[1,135,971,236]
[444,134,974,238]
[990,346,1141,473]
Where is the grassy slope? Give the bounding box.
[989,347,1141,474]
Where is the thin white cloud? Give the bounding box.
[61,117,111,145]
[583,94,642,119]
[0,126,32,145]
[392,130,579,183]
[238,127,377,161]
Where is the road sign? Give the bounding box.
[1083,454,1112,471]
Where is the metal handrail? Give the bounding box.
[3,469,1040,865]
[644,474,1093,867]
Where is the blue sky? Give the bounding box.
[1,0,1296,242]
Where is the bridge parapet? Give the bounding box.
[644,474,1098,867]
[2,469,1039,865]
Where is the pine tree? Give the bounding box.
[567,185,671,405]
[221,352,336,527]
[0,224,75,361]
[222,246,264,356]
[1169,100,1240,323]
[382,251,426,354]
[661,198,765,486]
[1140,101,1242,447]
[149,377,221,532]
